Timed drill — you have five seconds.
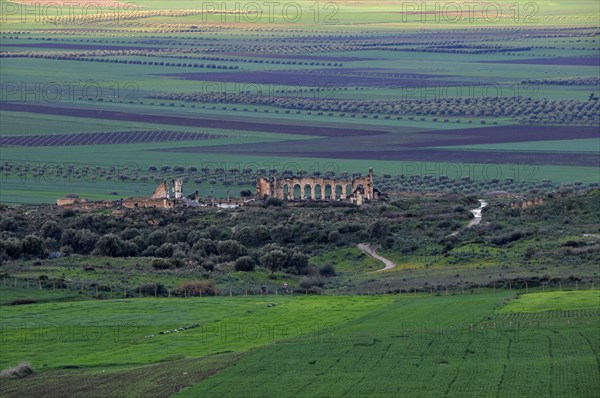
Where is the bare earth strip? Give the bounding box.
[171,146,600,167]
[0,103,393,137]
[357,243,396,273]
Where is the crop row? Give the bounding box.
[149,92,600,126]
[0,130,224,147]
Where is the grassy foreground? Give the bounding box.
[1,290,598,397]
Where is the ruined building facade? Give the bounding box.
[122,179,183,209]
[256,168,378,205]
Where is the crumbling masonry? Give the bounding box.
[122,179,183,208]
[256,168,378,205]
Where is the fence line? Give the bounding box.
[1,275,598,300]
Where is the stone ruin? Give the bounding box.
[256,168,379,205]
[122,179,246,209]
[122,179,184,209]
[56,170,382,210]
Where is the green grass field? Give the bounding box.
[1,290,598,397]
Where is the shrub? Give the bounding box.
[265,197,284,207]
[217,240,247,261]
[41,221,62,240]
[0,238,22,259]
[491,230,524,246]
[8,299,38,306]
[235,256,256,271]
[151,258,173,270]
[0,362,33,379]
[192,238,218,257]
[319,263,337,277]
[288,252,310,274]
[260,249,288,274]
[369,220,390,239]
[300,277,325,289]
[177,280,217,296]
[93,234,127,257]
[21,235,46,258]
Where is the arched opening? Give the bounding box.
[314,184,322,200]
[346,184,353,197]
[293,184,302,200]
[303,184,312,200]
[283,184,289,200]
[335,184,343,199]
[325,184,333,200]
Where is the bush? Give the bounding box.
[369,220,390,240]
[300,277,325,289]
[319,263,337,277]
[21,235,46,258]
[93,234,127,257]
[234,256,256,271]
[151,258,173,270]
[191,238,218,257]
[217,240,247,261]
[177,280,217,296]
[8,299,38,306]
[0,362,33,379]
[41,221,62,240]
[260,249,288,274]
[288,252,310,274]
[265,197,284,207]
[0,238,22,259]
[491,230,524,246]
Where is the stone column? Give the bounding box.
[341,185,347,199]
[310,185,316,200]
[330,185,336,200]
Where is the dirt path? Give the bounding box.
[449,199,488,237]
[357,243,396,273]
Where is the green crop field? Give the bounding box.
[1,290,598,397]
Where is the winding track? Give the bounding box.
[449,199,488,237]
[357,243,397,273]
[359,200,489,272]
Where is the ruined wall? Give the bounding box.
[256,177,272,199]
[256,169,377,204]
[56,198,115,210]
[122,197,176,209]
[56,198,81,206]
[173,179,183,199]
[151,182,169,199]
[511,197,544,209]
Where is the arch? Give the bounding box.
[293,184,302,200]
[335,184,343,199]
[325,184,333,200]
[283,184,289,200]
[303,184,312,200]
[345,184,352,198]
[314,184,323,200]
